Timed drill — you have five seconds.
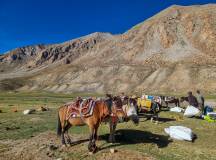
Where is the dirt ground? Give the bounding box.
[0,132,153,160]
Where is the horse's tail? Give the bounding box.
[57,110,62,137]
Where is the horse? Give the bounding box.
[122,96,139,124]
[57,97,125,153]
[109,96,139,143]
[180,96,188,102]
[161,96,180,107]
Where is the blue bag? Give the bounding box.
[204,106,213,115]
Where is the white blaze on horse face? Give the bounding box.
[127,104,137,116]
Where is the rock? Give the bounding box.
[48,144,58,151]
[58,145,66,152]
[110,148,116,153]
[5,127,10,131]
[5,126,20,131]
[23,109,36,115]
[12,108,18,112]
[39,145,46,150]
[46,151,54,157]
[88,152,93,155]
[37,106,49,111]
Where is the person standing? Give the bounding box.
[187,91,199,108]
[196,90,205,114]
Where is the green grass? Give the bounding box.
[0,92,216,160]
[0,91,97,140]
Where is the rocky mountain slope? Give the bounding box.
[0,4,216,94]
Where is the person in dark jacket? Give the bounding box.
[187,91,198,108]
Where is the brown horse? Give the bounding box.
[57,97,125,152]
[109,96,139,143]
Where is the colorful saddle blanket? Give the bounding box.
[66,99,96,119]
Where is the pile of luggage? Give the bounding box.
[137,95,161,113]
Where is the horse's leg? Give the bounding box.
[152,111,159,123]
[155,112,159,124]
[109,123,116,143]
[150,115,154,122]
[61,118,73,146]
[109,119,113,142]
[64,123,72,145]
[151,103,159,123]
[88,125,95,152]
[109,118,116,143]
[61,129,66,146]
[91,123,99,152]
[112,122,117,142]
[60,120,70,146]
[151,104,155,122]
[177,99,180,107]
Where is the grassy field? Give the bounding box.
[0,92,216,160]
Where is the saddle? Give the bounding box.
[66,99,96,119]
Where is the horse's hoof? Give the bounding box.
[88,146,97,154]
[92,146,98,153]
[60,144,67,150]
[88,152,94,155]
[110,148,116,153]
[67,140,73,146]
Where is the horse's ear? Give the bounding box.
[106,94,113,99]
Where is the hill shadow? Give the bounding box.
[99,129,172,150]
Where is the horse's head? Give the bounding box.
[122,97,139,125]
[122,96,129,105]
[112,96,127,122]
[129,97,137,106]
[75,97,83,106]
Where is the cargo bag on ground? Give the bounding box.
[164,126,195,141]
[184,106,200,117]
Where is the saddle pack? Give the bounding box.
[66,99,96,119]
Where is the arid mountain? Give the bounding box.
[0,4,216,94]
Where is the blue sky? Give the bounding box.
[0,0,215,54]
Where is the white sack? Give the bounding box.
[170,107,184,113]
[23,109,35,115]
[184,106,200,117]
[164,126,194,141]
